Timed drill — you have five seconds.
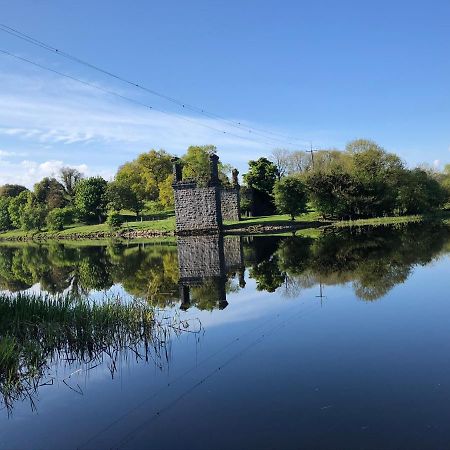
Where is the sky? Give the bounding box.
[1,0,450,186]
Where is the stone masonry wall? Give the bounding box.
[220,188,240,222]
[177,235,224,282]
[223,236,243,271]
[173,181,222,233]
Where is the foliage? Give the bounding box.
[7,191,30,229]
[0,198,11,231]
[116,149,173,202]
[243,157,279,195]
[34,177,67,210]
[46,207,73,231]
[0,185,27,198]
[59,166,83,199]
[158,175,175,208]
[273,175,308,220]
[107,181,145,217]
[74,177,108,224]
[21,202,47,231]
[106,210,124,231]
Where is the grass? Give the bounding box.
[2,208,450,241]
[0,216,176,240]
[0,292,197,413]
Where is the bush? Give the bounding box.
[273,175,308,220]
[106,211,124,231]
[21,203,46,231]
[46,207,73,231]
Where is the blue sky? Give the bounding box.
[1,0,449,186]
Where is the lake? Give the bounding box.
[1,223,450,449]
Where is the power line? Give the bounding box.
[0,23,308,147]
[0,48,299,149]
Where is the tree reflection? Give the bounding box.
[0,223,449,305]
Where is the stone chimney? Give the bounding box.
[172,157,182,183]
[209,153,220,186]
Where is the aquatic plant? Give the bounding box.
[0,293,200,414]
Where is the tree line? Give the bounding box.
[0,145,230,232]
[1,139,449,233]
[244,139,450,220]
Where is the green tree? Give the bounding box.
[273,175,308,220]
[0,197,11,231]
[107,181,145,217]
[74,177,108,224]
[0,184,28,198]
[243,157,279,195]
[116,149,173,202]
[21,202,47,231]
[8,190,29,229]
[34,177,67,210]
[158,174,175,208]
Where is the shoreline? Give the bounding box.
[0,212,448,242]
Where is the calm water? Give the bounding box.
[1,224,450,449]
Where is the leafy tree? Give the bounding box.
[21,202,47,231]
[116,149,173,202]
[396,168,447,214]
[0,184,28,198]
[107,181,145,217]
[273,175,308,220]
[158,175,174,208]
[181,145,230,184]
[0,197,11,231]
[34,177,67,210]
[243,157,279,195]
[59,167,83,199]
[306,169,363,219]
[8,191,29,229]
[74,177,108,224]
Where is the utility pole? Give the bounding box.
[307,142,318,169]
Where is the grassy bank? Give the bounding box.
[0,216,176,241]
[1,210,450,241]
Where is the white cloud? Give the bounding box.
[0,64,313,186]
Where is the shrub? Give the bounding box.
[106,210,124,231]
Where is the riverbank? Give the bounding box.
[0,211,449,241]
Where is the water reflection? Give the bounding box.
[1,223,450,304]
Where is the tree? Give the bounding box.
[21,202,46,231]
[34,177,67,210]
[181,145,230,184]
[59,167,83,199]
[74,177,108,224]
[116,149,173,202]
[273,175,308,220]
[270,148,291,179]
[243,158,279,216]
[396,168,448,214]
[107,181,145,217]
[243,157,279,195]
[8,190,29,229]
[158,174,175,208]
[305,169,363,219]
[0,197,11,231]
[47,208,72,231]
[0,184,28,198]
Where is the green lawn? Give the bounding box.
[0,216,176,240]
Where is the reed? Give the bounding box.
[0,293,198,414]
